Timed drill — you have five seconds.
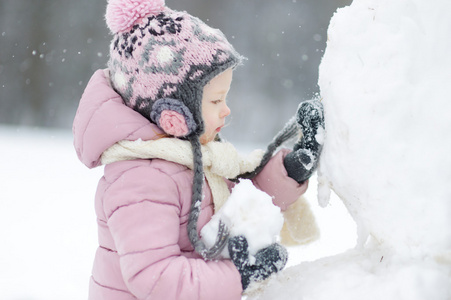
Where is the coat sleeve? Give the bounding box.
[103,164,242,300]
[252,148,308,211]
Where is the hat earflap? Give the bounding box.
[150,98,197,137]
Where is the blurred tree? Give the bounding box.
[0,0,109,128]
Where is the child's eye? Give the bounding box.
[211,100,222,104]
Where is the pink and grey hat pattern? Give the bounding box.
[106,0,243,138]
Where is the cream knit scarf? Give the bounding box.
[101,138,320,246]
[101,138,264,211]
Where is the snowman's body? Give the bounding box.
[249,0,451,299]
[317,0,451,258]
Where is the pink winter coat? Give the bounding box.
[73,69,308,300]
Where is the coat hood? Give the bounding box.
[73,69,164,169]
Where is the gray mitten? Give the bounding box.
[228,235,288,291]
[284,99,325,184]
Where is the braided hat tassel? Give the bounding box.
[187,137,229,260]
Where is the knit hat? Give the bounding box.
[106,0,243,138]
[105,0,243,259]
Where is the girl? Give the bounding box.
[73,0,324,299]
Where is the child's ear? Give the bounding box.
[150,98,197,137]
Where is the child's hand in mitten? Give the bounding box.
[228,235,288,291]
[284,99,325,184]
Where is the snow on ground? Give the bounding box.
[0,125,356,299]
[0,126,101,300]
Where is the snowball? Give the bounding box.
[201,179,284,259]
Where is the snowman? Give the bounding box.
[248,0,451,299]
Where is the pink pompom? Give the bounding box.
[106,0,165,33]
[159,110,190,137]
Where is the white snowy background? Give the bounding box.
[0,125,356,299]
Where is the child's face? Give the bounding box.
[200,69,233,144]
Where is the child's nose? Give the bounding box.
[221,104,231,118]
